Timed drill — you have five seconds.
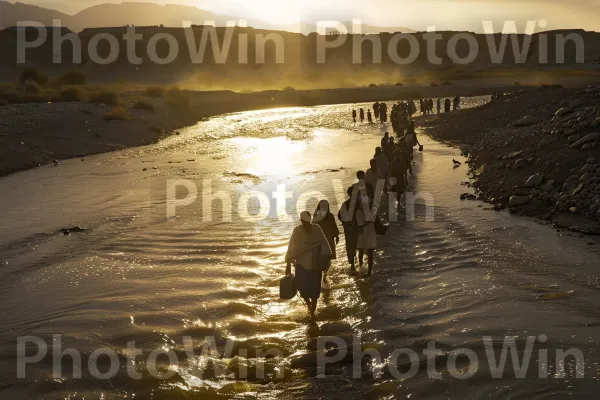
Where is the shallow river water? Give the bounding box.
[2,99,600,399]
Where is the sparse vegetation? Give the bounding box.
[368,83,378,88]
[165,89,191,111]
[89,91,120,106]
[102,106,129,121]
[283,86,295,92]
[59,71,86,86]
[25,83,42,94]
[144,86,165,98]
[20,68,48,85]
[132,99,155,112]
[59,88,83,102]
[395,82,403,87]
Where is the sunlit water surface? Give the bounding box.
[2,98,600,399]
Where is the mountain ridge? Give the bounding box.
[0,1,416,33]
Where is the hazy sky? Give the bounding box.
[20,0,600,31]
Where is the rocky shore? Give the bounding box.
[421,86,600,234]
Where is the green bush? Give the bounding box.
[132,99,155,111]
[89,91,120,106]
[21,68,48,85]
[144,86,165,98]
[59,88,83,102]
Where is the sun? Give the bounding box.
[203,0,305,25]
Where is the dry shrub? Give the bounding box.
[21,68,48,85]
[58,71,86,86]
[144,86,165,98]
[25,82,42,94]
[59,87,83,102]
[132,99,155,111]
[165,89,190,110]
[102,106,129,121]
[89,91,120,106]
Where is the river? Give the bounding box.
[2,98,600,399]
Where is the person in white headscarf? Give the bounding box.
[285,211,332,319]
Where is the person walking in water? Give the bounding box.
[338,187,359,272]
[313,200,339,289]
[356,204,378,276]
[373,102,380,121]
[381,132,390,149]
[380,103,388,123]
[352,109,357,124]
[359,108,365,123]
[285,211,332,319]
[367,110,373,123]
[437,98,441,114]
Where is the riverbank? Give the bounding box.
[0,84,515,176]
[420,85,600,234]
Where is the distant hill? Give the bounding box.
[0,1,416,33]
[0,1,72,29]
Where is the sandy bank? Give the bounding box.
[420,86,600,234]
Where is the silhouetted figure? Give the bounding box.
[381,132,390,149]
[357,205,378,276]
[313,200,339,288]
[367,110,373,123]
[380,103,388,123]
[338,187,359,271]
[445,98,451,113]
[359,108,365,123]
[437,98,441,114]
[373,102,380,121]
[285,211,331,319]
[352,109,357,123]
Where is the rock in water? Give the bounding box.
[509,195,530,207]
[525,174,544,188]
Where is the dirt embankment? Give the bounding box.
[420,86,600,234]
[0,84,515,177]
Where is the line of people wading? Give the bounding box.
[353,96,461,126]
[281,97,459,319]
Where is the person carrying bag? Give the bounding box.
[282,212,332,319]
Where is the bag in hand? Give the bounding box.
[280,275,297,300]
